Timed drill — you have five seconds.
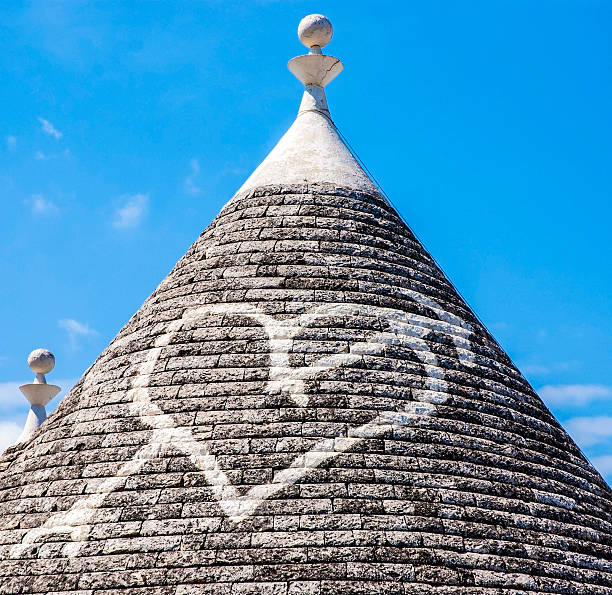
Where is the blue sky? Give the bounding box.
[1,1,610,481]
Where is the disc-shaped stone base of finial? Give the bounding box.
[288,54,343,88]
[19,383,61,407]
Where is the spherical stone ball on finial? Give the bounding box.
[27,349,55,375]
[298,14,333,50]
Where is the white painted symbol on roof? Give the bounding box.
[8,297,475,559]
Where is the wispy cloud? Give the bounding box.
[522,364,551,376]
[39,117,63,139]
[0,421,23,453]
[6,136,17,151]
[220,164,248,178]
[184,158,203,196]
[58,318,98,349]
[520,360,578,377]
[539,384,612,407]
[35,148,70,161]
[591,455,612,483]
[591,455,612,477]
[113,193,148,229]
[28,194,58,215]
[564,416,612,448]
[0,383,29,410]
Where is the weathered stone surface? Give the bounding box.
[0,184,611,593]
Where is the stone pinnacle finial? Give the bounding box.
[288,14,343,117]
[16,348,61,444]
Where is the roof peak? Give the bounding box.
[236,15,379,197]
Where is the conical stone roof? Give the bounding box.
[2,15,612,595]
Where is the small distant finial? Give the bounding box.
[298,14,333,53]
[15,349,61,445]
[289,14,343,117]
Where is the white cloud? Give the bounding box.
[563,416,612,448]
[113,193,148,229]
[184,158,203,196]
[35,148,71,161]
[539,384,612,407]
[59,318,97,336]
[522,364,551,376]
[591,455,612,477]
[58,318,98,349]
[29,194,58,215]
[591,455,612,479]
[39,117,63,139]
[521,361,578,377]
[220,163,248,177]
[0,383,28,410]
[6,136,17,151]
[0,421,23,453]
